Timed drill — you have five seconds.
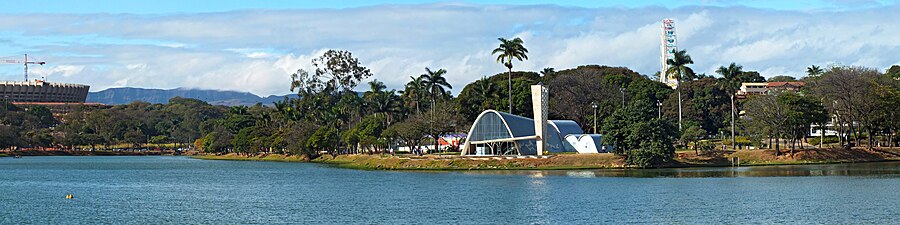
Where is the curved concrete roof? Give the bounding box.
[465,110,588,155]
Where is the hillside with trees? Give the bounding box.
[2,47,898,168]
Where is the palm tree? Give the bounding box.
[666,49,695,130]
[419,67,452,110]
[364,79,397,125]
[472,76,498,110]
[492,37,528,113]
[367,80,386,93]
[418,67,452,154]
[806,65,824,77]
[717,62,744,151]
[540,67,555,77]
[403,76,426,113]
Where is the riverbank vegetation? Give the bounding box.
[1,39,898,169]
[189,147,900,170]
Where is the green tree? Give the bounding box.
[306,126,339,156]
[806,65,824,77]
[364,80,399,126]
[666,49,695,130]
[540,67,555,77]
[231,127,254,154]
[493,37,528,113]
[716,62,743,150]
[743,94,790,155]
[680,123,705,155]
[471,76,499,111]
[768,75,798,82]
[384,115,428,155]
[419,67,452,111]
[778,92,828,155]
[602,101,677,167]
[402,76,426,113]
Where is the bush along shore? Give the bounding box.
[1,150,194,156]
[192,147,900,170]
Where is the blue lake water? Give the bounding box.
[2,156,900,224]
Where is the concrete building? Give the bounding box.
[738,82,768,96]
[737,81,805,99]
[0,80,90,103]
[460,110,610,155]
[460,84,611,156]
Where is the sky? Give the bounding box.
[0,0,898,96]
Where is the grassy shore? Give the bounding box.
[676,147,900,167]
[193,153,310,163]
[192,147,900,170]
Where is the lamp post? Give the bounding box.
[656,99,662,119]
[619,86,625,107]
[591,101,598,134]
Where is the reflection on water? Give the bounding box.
[461,161,900,178]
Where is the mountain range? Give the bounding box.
[87,87,292,106]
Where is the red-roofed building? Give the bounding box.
[766,82,805,93]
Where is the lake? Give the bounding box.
[2,156,899,224]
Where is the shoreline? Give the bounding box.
[190,148,900,171]
[0,150,196,157]
[7,148,898,171]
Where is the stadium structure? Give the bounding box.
[1,54,91,103]
[0,80,90,103]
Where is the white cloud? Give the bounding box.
[0,3,898,95]
[30,65,85,79]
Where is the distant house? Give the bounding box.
[737,82,768,97]
[736,81,805,99]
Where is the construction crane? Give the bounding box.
[1,54,46,82]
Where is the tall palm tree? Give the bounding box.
[419,67,452,154]
[806,65,824,77]
[419,67,452,109]
[492,37,528,113]
[717,62,743,151]
[666,49,695,130]
[403,76,425,113]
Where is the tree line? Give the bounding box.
[2,39,898,167]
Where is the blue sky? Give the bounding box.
[0,1,898,95]
[2,0,895,13]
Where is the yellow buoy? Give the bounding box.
[65,194,74,199]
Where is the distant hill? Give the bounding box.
[87,87,292,106]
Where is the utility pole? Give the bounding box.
[591,101,598,134]
[678,87,683,130]
[657,99,662,119]
[731,94,736,150]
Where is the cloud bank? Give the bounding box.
[1,3,898,96]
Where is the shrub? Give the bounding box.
[698,141,717,156]
[808,136,839,146]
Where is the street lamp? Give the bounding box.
[656,99,662,119]
[591,101,598,134]
[619,86,626,107]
